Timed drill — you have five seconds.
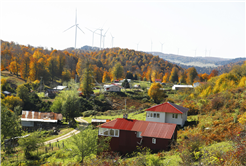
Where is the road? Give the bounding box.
[44,117,88,145]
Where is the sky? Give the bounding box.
[0,0,245,59]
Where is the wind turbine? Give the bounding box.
[151,40,153,52]
[85,27,100,50]
[160,42,164,52]
[103,28,109,49]
[136,41,140,51]
[110,33,114,48]
[63,9,85,49]
[194,48,197,57]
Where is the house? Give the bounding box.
[53,85,67,91]
[133,84,141,89]
[45,89,59,98]
[172,85,193,90]
[98,118,177,154]
[2,91,11,96]
[145,102,189,127]
[155,79,162,83]
[21,111,63,131]
[104,84,121,92]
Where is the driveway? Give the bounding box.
[44,117,89,145]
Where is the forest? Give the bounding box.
[1,40,219,87]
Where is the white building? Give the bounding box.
[53,86,67,90]
[172,85,193,90]
[104,84,121,92]
[145,102,189,127]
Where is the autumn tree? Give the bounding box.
[93,66,103,83]
[162,72,170,83]
[112,62,124,80]
[62,69,71,84]
[208,69,219,79]
[148,83,166,103]
[47,56,57,81]
[151,70,157,82]
[186,67,198,84]
[20,52,31,80]
[102,71,111,83]
[81,60,94,99]
[179,71,186,84]
[169,67,179,83]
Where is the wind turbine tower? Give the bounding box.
[85,27,99,50]
[111,33,114,48]
[160,42,164,52]
[103,28,109,49]
[63,9,85,49]
[136,41,140,51]
[98,28,103,50]
[194,48,197,57]
[151,40,153,52]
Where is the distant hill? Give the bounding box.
[150,51,246,74]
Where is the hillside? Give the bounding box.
[1,40,183,85]
[151,51,245,74]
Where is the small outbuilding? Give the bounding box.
[172,85,193,90]
[21,110,63,131]
[98,118,177,154]
[53,86,67,91]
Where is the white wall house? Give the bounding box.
[104,84,121,92]
[145,102,189,127]
[172,85,193,90]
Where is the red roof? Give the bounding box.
[99,118,176,139]
[145,102,189,114]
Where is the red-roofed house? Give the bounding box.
[145,102,189,127]
[98,118,177,154]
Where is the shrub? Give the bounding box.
[211,97,224,110]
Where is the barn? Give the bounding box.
[98,118,177,154]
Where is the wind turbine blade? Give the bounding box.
[63,25,76,32]
[104,28,109,36]
[77,26,85,34]
[85,27,93,33]
[75,9,77,24]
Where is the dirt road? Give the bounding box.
[44,117,88,145]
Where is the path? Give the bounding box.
[44,117,88,145]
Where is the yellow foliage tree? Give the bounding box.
[2,96,23,111]
[148,83,166,103]
[238,76,246,87]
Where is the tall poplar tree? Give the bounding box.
[81,60,94,99]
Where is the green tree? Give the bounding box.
[70,125,111,164]
[148,83,166,103]
[122,79,130,88]
[2,96,23,111]
[81,60,94,99]
[169,67,179,83]
[50,89,80,122]
[1,105,22,153]
[16,84,30,103]
[112,62,124,80]
[18,131,44,159]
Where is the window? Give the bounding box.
[109,129,114,136]
[99,128,119,137]
[172,114,178,119]
[152,138,156,144]
[136,132,142,138]
[157,113,160,118]
[154,113,156,118]
[147,113,150,117]
[150,113,153,117]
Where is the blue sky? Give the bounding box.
[1,0,245,59]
